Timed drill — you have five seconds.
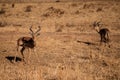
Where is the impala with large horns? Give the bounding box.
[15,25,41,63]
[93,21,110,47]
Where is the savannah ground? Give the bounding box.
[0,0,120,80]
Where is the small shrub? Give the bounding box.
[83,4,89,9]
[96,7,103,12]
[66,23,75,28]
[2,3,6,7]
[0,21,7,27]
[70,3,78,7]
[12,3,15,8]
[83,3,94,9]
[56,27,62,32]
[0,8,5,15]
[42,7,64,18]
[25,5,32,12]
[74,10,80,15]
[55,24,63,32]
[42,13,50,17]
[55,0,60,2]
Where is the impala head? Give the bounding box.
[29,25,41,39]
[93,21,102,33]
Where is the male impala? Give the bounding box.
[93,21,110,47]
[15,26,41,63]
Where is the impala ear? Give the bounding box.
[93,21,102,27]
[36,33,40,36]
[93,21,97,27]
[96,21,101,26]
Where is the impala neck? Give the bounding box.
[31,34,35,40]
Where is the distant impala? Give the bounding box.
[93,21,110,47]
[15,26,41,63]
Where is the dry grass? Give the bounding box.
[0,1,120,80]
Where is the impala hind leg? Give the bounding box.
[103,35,110,48]
[100,34,103,46]
[20,47,26,63]
[106,33,110,48]
[14,53,17,63]
[14,46,19,63]
[33,48,39,63]
[106,41,110,48]
[27,48,31,64]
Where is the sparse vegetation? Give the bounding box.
[25,5,32,12]
[0,1,120,80]
[0,21,7,27]
[96,7,103,12]
[0,8,5,15]
[83,3,95,9]
[42,7,64,18]
[70,3,78,7]
[55,23,63,32]
[55,0,60,2]
[12,3,15,8]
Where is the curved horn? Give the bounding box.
[29,25,33,33]
[29,25,34,37]
[35,26,41,34]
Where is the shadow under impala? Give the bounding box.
[5,56,22,63]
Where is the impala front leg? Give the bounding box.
[20,47,26,63]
